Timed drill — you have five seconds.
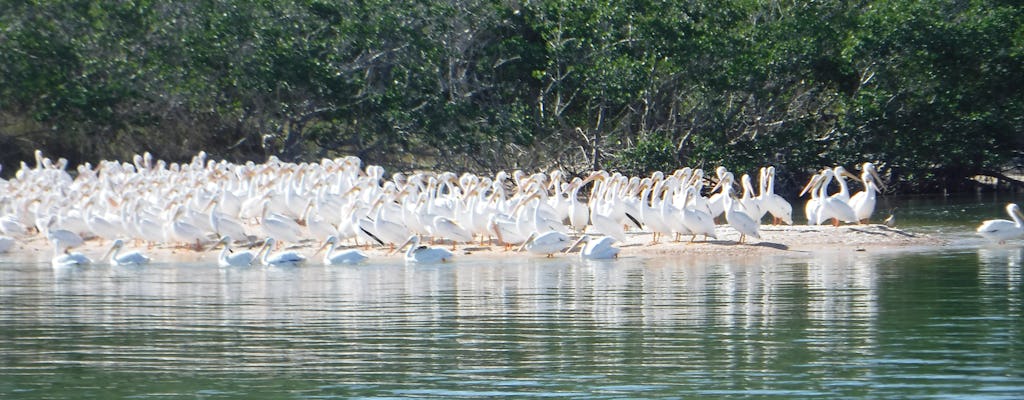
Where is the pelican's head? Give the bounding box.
[715,166,728,179]
[390,235,419,256]
[833,166,861,183]
[861,162,887,191]
[1006,203,1023,219]
[314,235,339,255]
[799,172,823,197]
[565,234,592,254]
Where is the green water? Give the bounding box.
[1,195,1023,399]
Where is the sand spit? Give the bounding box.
[1,224,942,265]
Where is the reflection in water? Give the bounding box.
[978,246,1023,326]
[1,248,1023,398]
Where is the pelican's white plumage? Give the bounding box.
[848,162,885,224]
[977,203,1024,244]
[396,235,453,263]
[430,216,473,249]
[680,187,717,241]
[50,236,91,267]
[518,231,571,257]
[257,237,306,266]
[814,169,859,226]
[101,239,151,265]
[721,175,760,243]
[758,166,793,225]
[316,235,369,265]
[212,236,259,267]
[565,234,620,259]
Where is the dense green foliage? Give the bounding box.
[1,0,1021,192]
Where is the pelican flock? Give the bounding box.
[0,149,957,267]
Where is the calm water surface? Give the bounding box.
[2,195,1023,399]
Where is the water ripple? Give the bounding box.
[1,249,1023,398]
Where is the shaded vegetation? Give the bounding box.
[1,0,1021,192]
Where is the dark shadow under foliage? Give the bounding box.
[1,1,1021,193]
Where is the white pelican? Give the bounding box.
[50,237,92,267]
[45,220,85,252]
[680,186,718,241]
[258,200,305,245]
[758,166,793,225]
[565,234,620,259]
[0,215,31,237]
[584,173,629,243]
[368,196,413,248]
[813,169,859,226]
[167,204,207,250]
[800,172,824,224]
[302,200,340,242]
[706,166,730,220]
[126,201,165,246]
[642,183,674,244]
[394,235,453,263]
[208,198,250,243]
[977,203,1024,244]
[0,236,14,253]
[566,177,590,234]
[848,162,886,224]
[518,231,571,257]
[739,173,764,221]
[722,180,760,243]
[830,166,858,203]
[212,236,259,267]
[489,212,528,249]
[430,215,473,250]
[257,237,307,266]
[315,235,369,265]
[84,204,123,242]
[101,239,151,266]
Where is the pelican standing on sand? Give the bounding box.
[812,169,859,226]
[718,174,760,243]
[977,203,1024,244]
[758,166,793,225]
[848,162,886,224]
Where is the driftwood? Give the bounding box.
[977,170,1024,190]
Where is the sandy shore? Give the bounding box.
[0,224,943,265]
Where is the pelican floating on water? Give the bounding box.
[50,237,91,267]
[101,239,151,266]
[565,234,620,259]
[256,237,307,266]
[977,203,1024,244]
[315,235,369,265]
[395,235,453,263]
[518,231,571,257]
[212,236,259,267]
